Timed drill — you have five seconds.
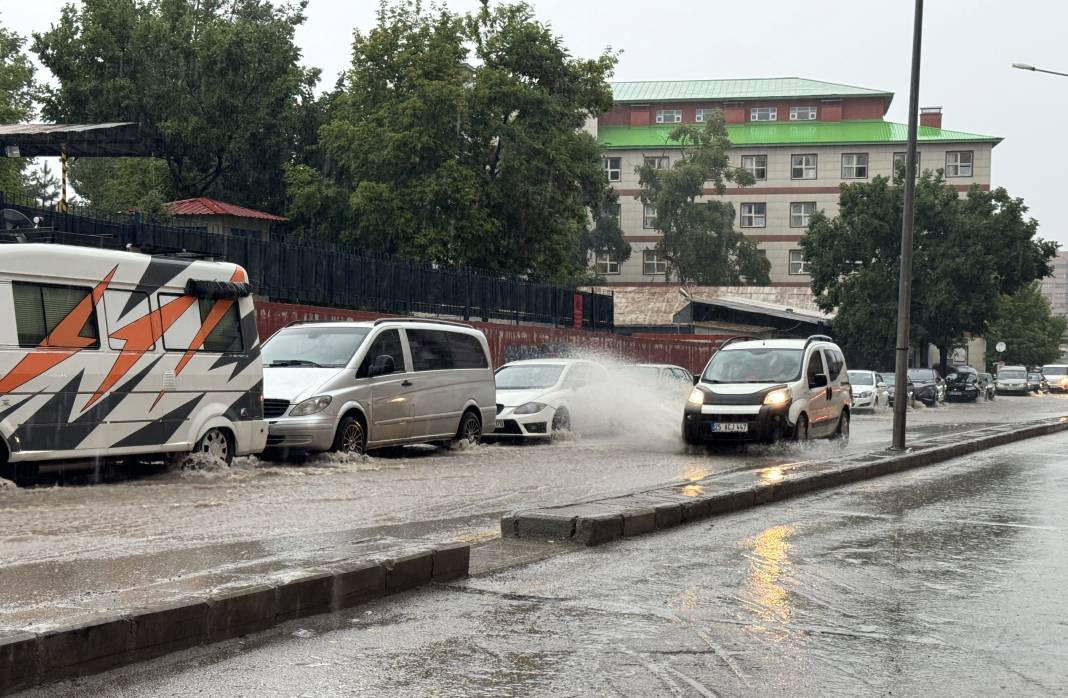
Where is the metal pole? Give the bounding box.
[892,0,924,451]
[59,150,69,213]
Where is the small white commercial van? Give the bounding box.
[261,319,495,455]
[683,335,851,445]
[0,244,268,485]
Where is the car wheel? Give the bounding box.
[551,407,571,437]
[833,410,850,445]
[792,413,809,442]
[332,415,367,455]
[453,410,482,447]
[196,427,233,466]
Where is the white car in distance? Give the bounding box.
[846,370,888,409]
[493,359,611,439]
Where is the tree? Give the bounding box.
[635,113,770,285]
[32,0,315,214]
[802,172,1057,372]
[985,284,1067,368]
[0,16,37,194]
[286,0,625,282]
[22,162,59,205]
[68,157,173,218]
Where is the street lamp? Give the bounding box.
[1012,62,1068,78]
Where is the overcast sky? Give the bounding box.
[5,0,1066,244]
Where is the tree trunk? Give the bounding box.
[938,343,949,376]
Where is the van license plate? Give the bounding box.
[494,420,504,430]
[711,422,748,433]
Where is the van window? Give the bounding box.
[358,329,405,377]
[12,281,100,348]
[407,329,454,371]
[450,333,488,369]
[199,299,244,353]
[822,348,844,379]
[806,351,825,383]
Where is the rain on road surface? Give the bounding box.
[39,419,1068,697]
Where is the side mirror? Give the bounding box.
[810,373,828,389]
[877,382,887,389]
[368,354,395,378]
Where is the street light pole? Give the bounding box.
[891,0,924,451]
[1012,63,1068,78]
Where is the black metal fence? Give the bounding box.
[0,192,613,330]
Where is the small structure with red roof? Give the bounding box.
[164,197,287,240]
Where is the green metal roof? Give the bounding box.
[610,78,893,103]
[598,120,1001,149]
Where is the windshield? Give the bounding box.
[847,371,874,385]
[1043,366,1068,375]
[495,364,566,390]
[999,369,1025,379]
[261,327,371,368]
[908,369,935,382]
[702,348,802,384]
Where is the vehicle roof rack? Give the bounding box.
[373,317,473,329]
[804,334,834,348]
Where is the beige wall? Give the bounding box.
[172,214,273,240]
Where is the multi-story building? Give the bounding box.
[1039,251,1068,317]
[592,78,1000,285]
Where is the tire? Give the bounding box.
[792,413,809,442]
[453,410,482,447]
[332,414,367,455]
[551,407,571,438]
[195,427,234,466]
[1,462,38,488]
[833,410,850,445]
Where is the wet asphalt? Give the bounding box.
[28,407,1068,696]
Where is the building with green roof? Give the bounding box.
[592,77,1000,286]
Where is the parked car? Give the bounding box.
[261,319,495,456]
[846,370,887,410]
[978,373,996,400]
[616,363,693,396]
[1026,372,1048,393]
[1041,364,1068,393]
[879,372,915,407]
[493,359,612,439]
[945,367,981,402]
[683,334,850,446]
[995,366,1029,395]
[0,244,268,486]
[907,368,945,406]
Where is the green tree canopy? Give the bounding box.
[285,0,624,282]
[32,0,316,214]
[635,114,770,285]
[985,284,1066,368]
[802,172,1056,371]
[0,16,37,194]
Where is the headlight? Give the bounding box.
[688,388,706,406]
[856,390,871,398]
[289,395,332,416]
[514,402,548,415]
[764,388,790,406]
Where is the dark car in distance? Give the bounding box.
[978,373,996,400]
[1026,372,1048,393]
[907,368,945,406]
[945,367,981,402]
[880,372,915,408]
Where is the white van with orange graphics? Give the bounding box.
[0,244,267,485]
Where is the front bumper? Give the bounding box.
[265,413,337,451]
[852,392,876,408]
[945,387,979,401]
[996,383,1028,394]
[912,385,938,403]
[682,402,791,444]
[493,406,552,438]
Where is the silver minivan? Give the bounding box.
[261,319,496,455]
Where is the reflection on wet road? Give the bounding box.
[28,415,1068,696]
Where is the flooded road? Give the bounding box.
[43,421,1068,696]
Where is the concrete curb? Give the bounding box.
[0,543,469,695]
[502,416,1068,547]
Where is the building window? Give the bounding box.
[740,202,767,228]
[790,106,817,121]
[893,152,921,178]
[790,202,817,228]
[594,252,619,275]
[643,204,657,229]
[789,249,808,275]
[695,108,721,123]
[642,250,667,275]
[945,151,973,177]
[841,153,869,179]
[740,154,767,181]
[655,109,682,124]
[750,107,777,122]
[643,156,670,170]
[602,157,621,182]
[791,153,817,179]
[606,202,621,225]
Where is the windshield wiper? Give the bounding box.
[268,359,324,368]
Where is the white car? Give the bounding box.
[1042,364,1068,393]
[995,366,1029,395]
[493,359,611,439]
[846,369,888,409]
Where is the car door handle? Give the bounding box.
[401,380,413,387]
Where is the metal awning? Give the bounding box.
[0,123,162,157]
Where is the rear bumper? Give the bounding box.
[682,402,791,444]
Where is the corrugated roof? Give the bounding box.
[594,286,828,327]
[165,197,287,222]
[598,120,1001,149]
[0,122,162,157]
[610,78,892,103]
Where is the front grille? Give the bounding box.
[705,389,774,406]
[703,413,753,423]
[496,419,523,435]
[263,399,290,419]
